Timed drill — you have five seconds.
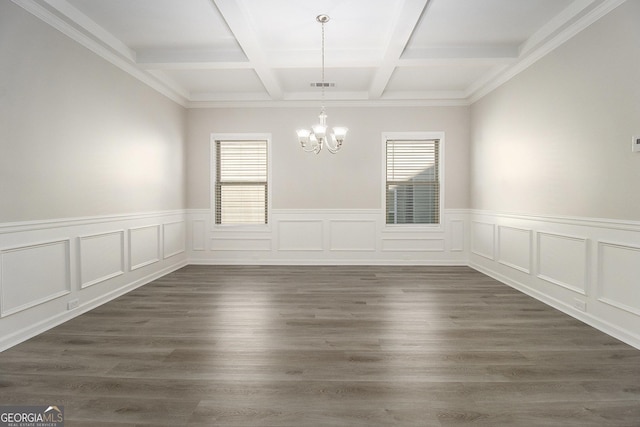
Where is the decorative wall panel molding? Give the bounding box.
[191,220,206,251]
[329,220,376,251]
[469,210,640,350]
[163,221,186,259]
[3,207,639,352]
[188,209,468,265]
[0,240,70,317]
[471,221,495,260]
[449,219,465,252]
[277,220,324,251]
[211,238,272,251]
[0,211,188,351]
[79,230,125,289]
[597,241,640,316]
[381,238,445,252]
[129,225,161,270]
[497,226,532,274]
[536,232,587,295]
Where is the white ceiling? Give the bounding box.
[18,0,622,107]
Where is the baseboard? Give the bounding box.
[188,258,469,266]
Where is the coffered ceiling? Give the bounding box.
[15,0,623,107]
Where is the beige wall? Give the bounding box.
[13,0,638,224]
[470,1,640,221]
[187,106,470,211]
[0,2,187,223]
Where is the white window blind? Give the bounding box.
[215,139,268,225]
[386,139,440,224]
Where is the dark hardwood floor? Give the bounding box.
[1,265,639,426]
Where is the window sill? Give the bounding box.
[212,224,272,233]
[382,223,444,233]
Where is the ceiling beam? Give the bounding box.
[211,0,283,100]
[39,0,136,62]
[401,45,519,61]
[136,48,250,70]
[519,0,596,56]
[368,0,432,99]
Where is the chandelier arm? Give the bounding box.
[325,144,341,154]
[301,145,318,153]
[324,135,340,152]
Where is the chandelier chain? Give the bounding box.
[321,19,325,106]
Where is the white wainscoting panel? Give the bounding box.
[449,219,465,252]
[129,225,161,270]
[381,238,445,252]
[597,241,640,316]
[537,232,587,295]
[188,209,468,265]
[278,220,323,251]
[211,238,272,251]
[329,220,376,251]
[163,221,186,259]
[79,231,124,289]
[497,226,532,274]
[469,210,640,350]
[0,211,188,351]
[192,220,206,251]
[0,239,71,317]
[471,221,495,260]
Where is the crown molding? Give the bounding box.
[186,99,471,109]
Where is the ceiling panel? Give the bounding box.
[276,68,375,94]
[66,0,241,51]
[162,69,266,95]
[405,0,576,49]
[23,0,613,105]
[239,0,402,52]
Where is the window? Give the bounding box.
[214,137,268,225]
[385,136,441,225]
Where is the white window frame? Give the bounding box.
[381,131,445,232]
[210,133,272,231]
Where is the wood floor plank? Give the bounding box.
[0,265,639,426]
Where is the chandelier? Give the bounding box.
[296,14,348,154]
